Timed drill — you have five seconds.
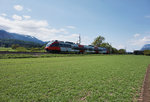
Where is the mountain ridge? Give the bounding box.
[0,30,44,44]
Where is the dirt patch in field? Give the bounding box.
[80,91,91,101]
[138,64,150,102]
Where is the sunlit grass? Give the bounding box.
[0,47,16,51]
[0,55,150,101]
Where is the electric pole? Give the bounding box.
[79,34,81,44]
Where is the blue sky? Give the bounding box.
[0,0,150,51]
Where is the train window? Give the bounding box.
[51,43,59,47]
[60,44,65,47]
[72,45,78,49]
[62,44,65,47]
[46,41,53,47]
[89,48,93,51]
[63,44,71,48]
[67,44,71,48]
[84,47,87,50]
[56,43,59,46]
[59,44,63,47]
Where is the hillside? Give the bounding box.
[0,39,44,48]
[0,30,44,44]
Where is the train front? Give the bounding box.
[45,40,60,53]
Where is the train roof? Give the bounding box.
[65,41,74,44]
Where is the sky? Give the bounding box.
[0,0,150,51]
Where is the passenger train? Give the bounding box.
[45,40,108,54]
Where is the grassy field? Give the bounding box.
[0,53,106,59]
[0,47,46,52]
[0,55,150,101]
[0,47,16,52]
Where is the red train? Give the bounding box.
[45,40,108,54]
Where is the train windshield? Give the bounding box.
[46,41,53,47]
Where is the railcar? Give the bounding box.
[45,40,108,54]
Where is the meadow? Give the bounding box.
[0,55,150,101]
[0,47,46,52]
[0,47,16,52]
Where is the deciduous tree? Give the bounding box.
[92,36,105,47]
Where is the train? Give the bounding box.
[45,40,108,54]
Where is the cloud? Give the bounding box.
[26,8,31,12]
[12,14,22,20]
[113,45,125,50]
[130,36,150,46]
[66,26,76,29]
[134,33,140,38]
[1,13,7,17]
[14,5,23,11]
[145,15,150,18]
[23,15,31,19]
[0,15,84,42]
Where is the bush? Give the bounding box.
[144,50,150,56]
[30,48,41,52]
[118,49,126,54]
[11,44,20,49]
[16,47,27,52]
[112,48,119,54]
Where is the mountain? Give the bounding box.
[0,30,44,44]
[141,44,150,51]
[0,39,44,48]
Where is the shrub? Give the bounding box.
[118,49,126,54]
[16,47,27,52]
[11,44,20,49]
[30,48,40,52]
[144,50,150,56]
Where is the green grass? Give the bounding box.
[0,53,106,59]
[0,47,46,52]
[0,47,16,52]
[0,55,150,101]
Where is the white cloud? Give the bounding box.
[1,13,7,17]
[12,14,22,20]
[130,36,150,46]
[145,15,150,18]
[26,8,31,12]
[66,26,76,29]
[113,45,125,50]
[134,33,140,38]
[23,15,31,19]
[0,15,84,42]
[118,45,125,49]
[14,5,23,11]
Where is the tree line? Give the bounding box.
[0,39,44,48]
[0,39,46,52]
[91,36,126,54]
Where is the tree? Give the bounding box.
[100,42,112,48]
[91,35,120,54]
[99,42,113,54]
[112,47,119,54]
[118,49,126,54]
[92,36,105,47]
[11,44,20,49]
[144,50,150,56]
[16,47,27,52]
